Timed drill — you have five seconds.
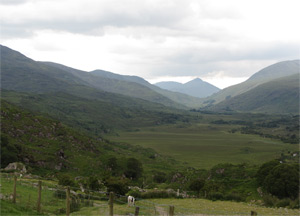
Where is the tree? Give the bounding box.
[124,158,143,180]
[256,160,280,185]
[189,179,205,197]
[88,176,101,191]
[263,164,299,199]
[105,177,129,195]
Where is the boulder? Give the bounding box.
[4,162,27,173]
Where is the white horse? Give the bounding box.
[128,195,135,206]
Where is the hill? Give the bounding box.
[155,78,220,98]
[0,100,178,176]
[42,62,186,109]
[204,60,300,105]
[210,74,300,114]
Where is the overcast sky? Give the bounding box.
[1,0,299,88]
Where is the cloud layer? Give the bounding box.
[1,0,299,88]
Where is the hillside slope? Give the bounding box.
[204,60,299,105]
[90,70,205,108]
[156,78,220,98]
[0,100,177,175]
[211,74,300,114]
[42,62,185,109]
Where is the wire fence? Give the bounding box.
[2,173,298,215]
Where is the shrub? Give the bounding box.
[276,198,291,208]
[224,193,244,202]
[208,192,224,201]
[105,177,129,195]
[58,174,75,187]
[262,194,279,207]
[263,164,299,199]
[141,190,177,199]
[127,190,141,198]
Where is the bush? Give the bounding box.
[105,177,129,195]
[262,194,279,207]
[224,193,244,202]
[208,192,224,201]
[127,190,141,198]
[141,190,177,199]
[263,164,299,199]
[276,198,291,208]
[58,174,75,187]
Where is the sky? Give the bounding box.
[1,0,299,89]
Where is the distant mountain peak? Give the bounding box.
[155,77,219,98]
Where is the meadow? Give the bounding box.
[108,123,298,169]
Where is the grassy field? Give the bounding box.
[107,123,298,169]
[2,174,299,216]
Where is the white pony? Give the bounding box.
[128,195,135,206]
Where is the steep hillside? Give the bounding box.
[204,60,299,105]
[42,62,185,109]
[1,45,87,93]
[0,100,178,175]
[210,74,300,114]
[156,78,220,98]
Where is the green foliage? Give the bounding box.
[189,179,205,197]
[124,158,143,180]
[140,190,177,199]
[263,163,299,199]
[87,176,101,191]
[0,135,19,168]
[58,174,76,187]
[153,171,167,183]
[256,160,280,185]
[105,177,129,195]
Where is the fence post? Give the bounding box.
[134,206,140,216]
[109,192,114,216]
[169,205,174,216]
[66,186,70,216]
[13,175,17,203]
[37,180,42,213]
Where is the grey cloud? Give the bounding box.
[1,0,191,39]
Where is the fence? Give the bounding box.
[1,173,265,215]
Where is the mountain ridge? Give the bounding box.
[155,78,220,98]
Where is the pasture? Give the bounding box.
[108,123,298,169]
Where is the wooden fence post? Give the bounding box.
[37,180,42,213]
[134,206,140,216]
[66,186,70,216]
[109,192,114,216]
[13,175,17,203]
[169,205,174,216]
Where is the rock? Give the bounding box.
[4,162,27,173]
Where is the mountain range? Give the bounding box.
[1,45,299,116]
[155,78,220,98]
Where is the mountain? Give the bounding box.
[156,78,220,98]
[42,62,186,109]
[204,60,300,105]
[210,74,300,114]
[90,70,205,108]
[1,45,192,134]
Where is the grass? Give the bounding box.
[108,124,299,169]
[2,174,299,216]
